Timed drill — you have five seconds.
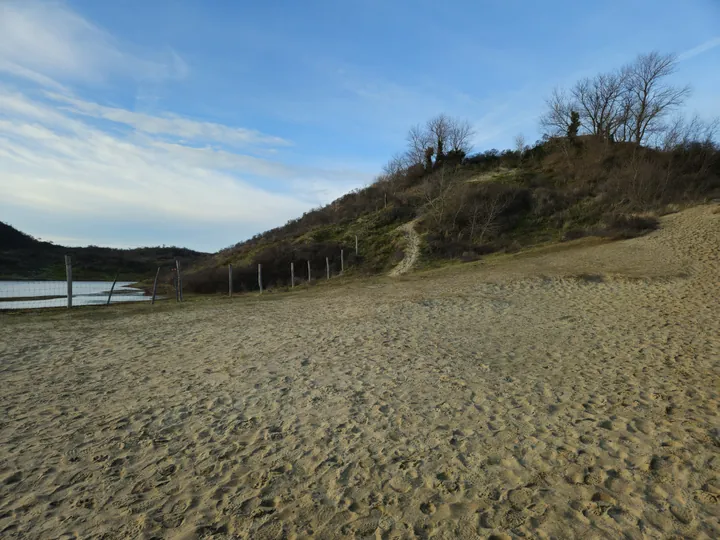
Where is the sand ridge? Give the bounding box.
[0,204,718,538]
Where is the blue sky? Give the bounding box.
[1,0,718,251]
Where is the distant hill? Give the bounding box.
[0,221,46,250]
[0,222,209,280]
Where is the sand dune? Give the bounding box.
[1,205,718,539]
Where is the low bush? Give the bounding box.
[600,213,660,239]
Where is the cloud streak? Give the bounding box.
[48,93,291,148]
[679,36,720,61]
[0,3,374,249]
[0,89,366,228]
[0,1,188,85]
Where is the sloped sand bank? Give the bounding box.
[1,205,718,538]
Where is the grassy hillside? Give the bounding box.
[183,135,719,294]
[0,222,209,281]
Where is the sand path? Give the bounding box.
[1,205,718,539]
[390,220,421,277]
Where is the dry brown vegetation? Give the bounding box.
[184,135,718,293]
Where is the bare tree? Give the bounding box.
[447,118,475,154]
[623,52,691,144]
[406,124,433,165]
[423,166,452,226]
[427,114,453,161]
[614,92,636,142]
[407,114,475,168]
[571,71,626,139]
[469,187,513,243]
[661,114,719,150]
[541,51,692,146]
[424,146,435,171]
[383,153,409,177]
[539,88,576,137]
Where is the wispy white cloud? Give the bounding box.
[0,88,359,215]
[0,117,291,223]
[0,1,188,86]
[0,89,366,226]
[679,36,720,61]
[47,93,291,147]
[150,142,372,186]
[0,59,68,91]
[0,2,373,249]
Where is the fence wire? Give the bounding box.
[0,260,180,311]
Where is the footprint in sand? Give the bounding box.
[669,503,695,524]
[419,501,437,515]
[507,487,534,509]
[694,489,719,505]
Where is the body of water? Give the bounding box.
[0,281,152,310]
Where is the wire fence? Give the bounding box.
[184,244,358,296]
[0,257,180,311]
[1,238,361,311]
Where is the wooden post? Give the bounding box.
[355,235,358,256]
[177,260,184,302]
[228,264,233,297]
[307,260,311,283]
[151,267,160,305]
[290,262,294,288]
[106,271,119,306]
[175,259,183,302]
[341,249,344,274]
[326,257,330,280]
[258,263,263,294]
[65,255,72,309]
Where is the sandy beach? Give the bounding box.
[1,204,718,539]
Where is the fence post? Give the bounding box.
[65,255,72,309]
[175,260,183,302]
[307,260,311,283]
[106,271,119,306]
[229,264,233,298]
[258,263,263,294]
[355,235,359,256]
[326,257,330,280]
[341,249,344,274]
[177,260,184,302]
[291,262,294,288]
[151,267,160,305]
